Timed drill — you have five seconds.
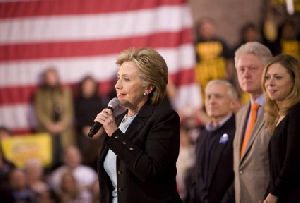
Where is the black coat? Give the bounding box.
[192,114,235,203]
[267,102,300,203]
[97,100,182,203]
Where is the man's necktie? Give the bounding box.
[240,102,260,157]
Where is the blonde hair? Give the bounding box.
[116,47,168,104]
[262,54,300,131]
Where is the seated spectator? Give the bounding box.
[58,171,92,203]
[90,180,100,203]
[24,158,50,196]
[2,168,36,203]
[48,145,97,195]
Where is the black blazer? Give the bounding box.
[267,102,300,202]
[97,100,182,203]
[192,114,235,203]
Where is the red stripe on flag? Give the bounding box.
[0,68,195,105]
[11,128,34,135]
[0,29,192,62]
[0,0,186,19]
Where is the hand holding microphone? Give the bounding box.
[88,97,122,138]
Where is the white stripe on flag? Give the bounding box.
[0,45,195,87]
[0,5,192,44]
[0,104,36,129]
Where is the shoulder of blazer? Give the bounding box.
[236,103,250,122]
[136,99,178,122]
[237,102,250,116]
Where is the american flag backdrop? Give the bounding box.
[0,0,201,134]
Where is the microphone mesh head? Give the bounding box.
[108,97,120,109]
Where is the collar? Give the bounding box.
[251,94,264,106]
[206,113,233,131]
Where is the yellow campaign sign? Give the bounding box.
[1,133,52,168]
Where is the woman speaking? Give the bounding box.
[93,47,182,203]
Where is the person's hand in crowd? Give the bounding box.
[47,122,65,134]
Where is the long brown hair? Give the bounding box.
[262,54,300,132]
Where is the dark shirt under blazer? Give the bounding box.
[267,102,300,202]
[193,114,235,203]
[97,100,182,203]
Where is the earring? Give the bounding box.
[143,92,147,96]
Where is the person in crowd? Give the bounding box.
[233,42,273,203]
[176,124,195,200]
[24,158,49,195]
[58,171,92,203]
[34,67,74,168]
[48,145,97,195]
[232,22,261,57]
[194,17,231,100]
[2,168,36,203]
[0,126,14,191]
[0,125,12,140]
[89,180,100,203]
[272,18,300,59]
[92,47,182,203]
[74,75,105,169]
[262,54,300,203]
[0,144,15,196]
[191,80,237,203]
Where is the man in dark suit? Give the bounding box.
[191,80,237,203]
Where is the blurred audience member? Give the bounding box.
[165,76,177,107]
[24,158,48,195]
[48,145,97,195]
[0,144,15,196]
[232,22,261,56]
[272,18,300,59]
[90,180,100,203]
[34,67,74,168]
[176,125,195,200]
[262,54,300,203]
[233,42,272,203]
[2,168,35,203]
[194,17,231,100]
[74,75,104,169]
[190,80,237,203]
[0,125,12,140]
[58,171,92,203]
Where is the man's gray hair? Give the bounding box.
[234,42,272,67]
[206,80,238,100]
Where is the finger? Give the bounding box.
[103,108,113,115]
[95,112,107,123]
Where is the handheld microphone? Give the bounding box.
[88,97,120,138]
